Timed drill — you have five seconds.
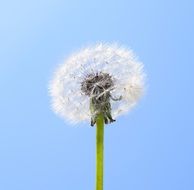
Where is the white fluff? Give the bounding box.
[49,43,145,124]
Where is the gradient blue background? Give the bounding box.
[0,0,193,190]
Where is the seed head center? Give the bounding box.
[81,72,114,97]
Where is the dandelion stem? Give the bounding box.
[96,113,104,190]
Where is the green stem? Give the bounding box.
[96,113,104,190]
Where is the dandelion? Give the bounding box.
[49,43,145,190]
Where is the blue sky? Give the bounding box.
[0,0,194,190]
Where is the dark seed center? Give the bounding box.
[81,72,114,97]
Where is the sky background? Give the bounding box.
[0,0,194,190]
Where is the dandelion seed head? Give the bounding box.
[49,43,145,124]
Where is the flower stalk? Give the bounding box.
[96,113,104,190]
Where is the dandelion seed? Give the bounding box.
[49,43,145,125]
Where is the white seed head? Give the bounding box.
[49,43,145,124]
